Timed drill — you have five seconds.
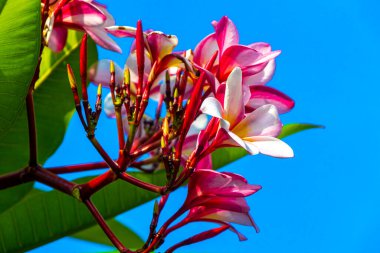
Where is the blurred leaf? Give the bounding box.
[0,172,166,253]
[72,219,144,249]
[277,123,324,139]
[0,0,40,138]
[212,123,323,169]
[0,32,97,213]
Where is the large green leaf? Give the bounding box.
[72,219,144,249]
[0,0,40,138]
[0,172,166,253]
[0,32,98,213]
[211,123,323,170]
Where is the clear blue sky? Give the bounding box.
[31,0,380,252]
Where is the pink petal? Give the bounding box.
[246,85,295,114]
[243,136,294,158]
[196,154,213,170]
[200,97,224,120]
[247,42,272,54]
[58,1,106,26]
[156,53,195,77]
[85,26,121,53]
[192,196,251,213]
[224,67,244,125]
[232,104,282,138]
[203,209,257,228]
[243,59,276,86]
[88,59,124,87]
[146,32,178,61]
[214,16,239,54]
[187,114,208,137]
[125,50,152,84]
[219,45,263,81]
[105,26,137,37]
[47,25,68,52]
[216,82,251,108]
[193,33,219,67]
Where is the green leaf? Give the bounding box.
[72,219,144,249]
[211,123,323,169]
[0,0,40,138]
[277,123,324,139]
[0,172,166,253]
[0,0,40,214]
[0,32,98,213]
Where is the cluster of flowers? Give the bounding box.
[45,0,295,251]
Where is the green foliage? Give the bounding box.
[0,172,165,253]
[0,0,41,214]
[277,123,324,139]
[72,219,144,249]
[0,0,40,139]
[0,32,97,213]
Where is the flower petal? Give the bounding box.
[85,27,122,53]
[246,85,295,114]
[47,25,68,53]
[106,26,137,37]
[224,67,244,125]
[88,59,124,87]
[243,59,276,86]
[146,32,178,60]
[200,97,224,120]
[214,16,239,54]
[232,104,282,138]
[217,128,260,155]
[193,33,219,67]
[58,1,106,26]
[219,45,263,80]
[125,50,152,84]
[243,136,294,158]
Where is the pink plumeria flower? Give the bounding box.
[43,0,121,53]
[194,16,294,114]
[200,67,294,158]
[106,26,178,84]
[194,16,278,86]
[107,25,195,100]
[167,170,261,240]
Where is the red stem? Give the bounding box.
[118,172,164,194]
[84,199,130,253]
[89,137,120,172]
[79,170,116,198]
[47,161,110,174]
[32,167,77,196]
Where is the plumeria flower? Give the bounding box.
[194,16,294,114]
[106,25,178,85]
[43,0,121,53]
[107,24,195,99]
[166,170,261,241]
[200,67,294,158]
[194,16,278,86]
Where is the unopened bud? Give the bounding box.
[162,117,169,137]
[67,64,77,90]
[110,60,115,74]
[124,67,130,86]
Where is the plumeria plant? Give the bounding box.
[0,0,321,252]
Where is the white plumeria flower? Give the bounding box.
[200,67,294,158]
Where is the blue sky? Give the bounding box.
[31,0,380,252]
